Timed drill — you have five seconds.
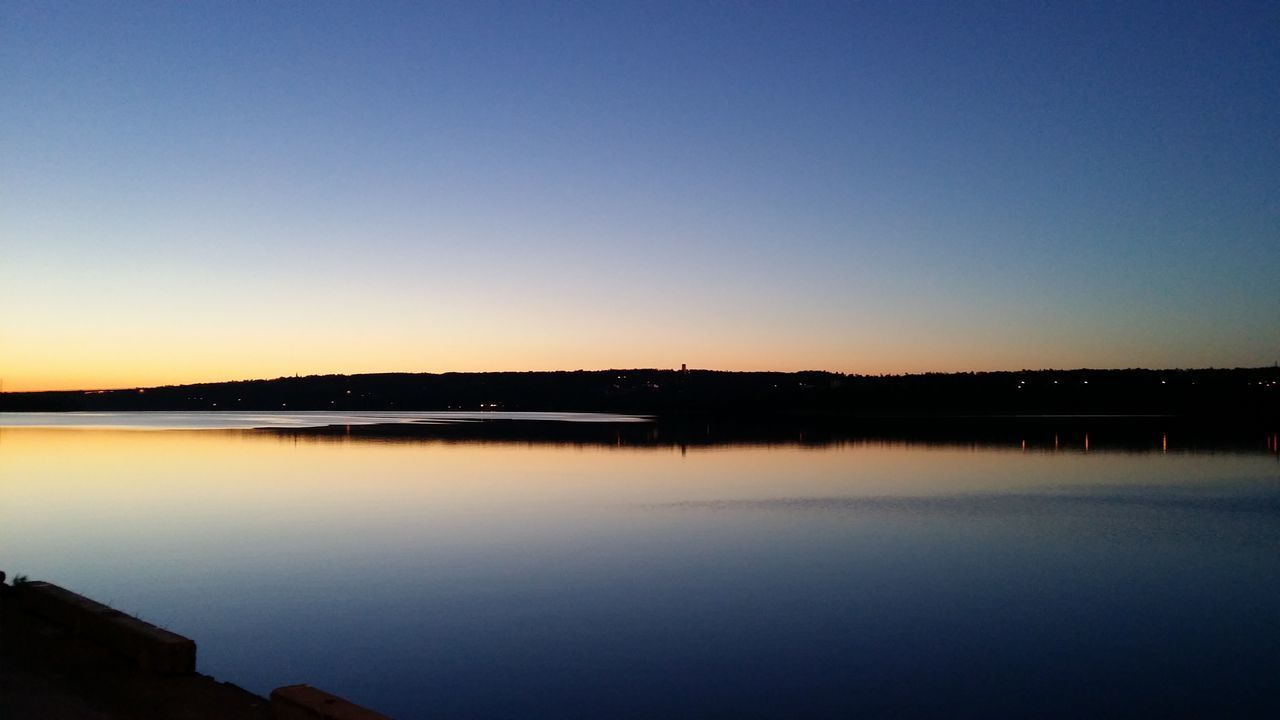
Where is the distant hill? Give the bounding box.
[2,367,1277,419]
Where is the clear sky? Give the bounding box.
[3,1,1277,391]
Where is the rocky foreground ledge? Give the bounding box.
[0,574,391,719]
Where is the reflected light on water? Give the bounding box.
[1,420,1278,718]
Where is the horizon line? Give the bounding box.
[4,364,1277,395]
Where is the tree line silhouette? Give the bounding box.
[2,367,1276,420]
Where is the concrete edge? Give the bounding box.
[271,684,394,720]
[16,581,197,674]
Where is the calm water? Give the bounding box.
[1,413,1277,718]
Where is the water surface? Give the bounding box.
[1,413,1277,718]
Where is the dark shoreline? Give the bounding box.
[3,367,1277,421]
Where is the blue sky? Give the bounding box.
[2,1,1277,389]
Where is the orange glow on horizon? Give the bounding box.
[3,312,1272,394]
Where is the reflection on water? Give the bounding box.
[1,414,1277,718]
[0,410,648,430]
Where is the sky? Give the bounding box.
[2,1,1277,391]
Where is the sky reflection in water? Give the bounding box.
[1,415,1277,718]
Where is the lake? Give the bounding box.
[1,412,1277,718]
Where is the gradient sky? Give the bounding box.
[3,1,1277,391]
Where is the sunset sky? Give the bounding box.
[3,1,1277,391]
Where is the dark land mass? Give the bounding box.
[3,367,1277,421]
